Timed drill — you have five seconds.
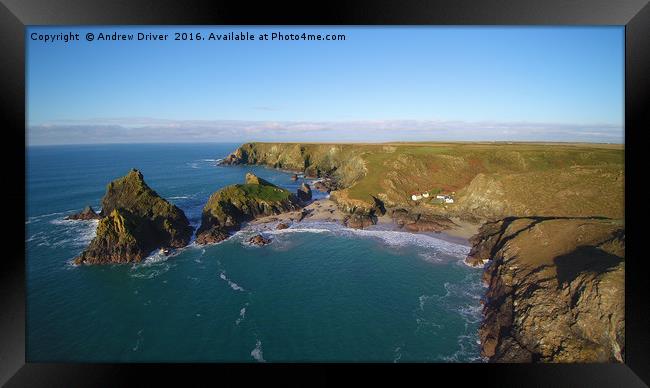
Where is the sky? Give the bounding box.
[26,26,624,145]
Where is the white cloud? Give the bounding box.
[27,118,624,145]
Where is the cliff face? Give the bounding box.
[466,217,625,363]
[195,173,302,244]
[220,142,367,188]
[74,169,193,265]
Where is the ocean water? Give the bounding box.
[26,143,484,362]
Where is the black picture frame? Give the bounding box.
[2,0,648,386]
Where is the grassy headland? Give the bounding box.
[221,142,624,221]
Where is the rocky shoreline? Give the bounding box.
[69,166,478,264]
[246,197,480,242]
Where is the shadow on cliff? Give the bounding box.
[488,215,613,259]
[553,246,623,286]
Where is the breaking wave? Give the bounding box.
[30,218,99,249]
[26,209,79,224]
[169,195,190,200]
[235,303,249,325]
[219,271,246,292]
[416,271,485,362]
[251,339,266,362]
[266,221,471,258]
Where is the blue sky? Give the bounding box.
[27,26,624,144]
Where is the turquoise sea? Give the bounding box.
[26,143,484,362]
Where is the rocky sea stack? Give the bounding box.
[467,216,625,362]
[195,173,301,244]
[65,205,101,220]
[73,169,193,265]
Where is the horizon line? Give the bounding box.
[26,140,625,147]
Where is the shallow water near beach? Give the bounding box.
[26,143,484,362]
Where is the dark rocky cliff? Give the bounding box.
[466,217,625,362]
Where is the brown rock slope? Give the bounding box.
[466,217,624,362]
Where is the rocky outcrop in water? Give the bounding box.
[65,205,101,220]
[297,183,312,202]
[391,209,457,233]
[248,234,272,246]
[466,217,625,363]
[194,226,230,245]
[195,173,301,245]
[74,169,193,265]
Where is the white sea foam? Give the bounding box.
[418,294,431,311]
[25,231,46,243]
[132,329,144,352]
[193,248,207,263]
[26,209,78,224]
[414,317,443,333]
[458,257,486,269]
[141,251,170,266]
[63,259,83,269]
[219,271,245,292]
[457,304,483,324]
[266,221,471,258]
[418,252,444,264]
[251,340,266,362]
[414,271,484,358]
[43,218,98,249]
[235,303,249,325]
[169,196,190,200]
[129,250,176,279]
[129,264,171,279]
[266,227,331,235]
[393,346,403,363]
[437,333,485,363]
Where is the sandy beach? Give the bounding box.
[247,198,480,246]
